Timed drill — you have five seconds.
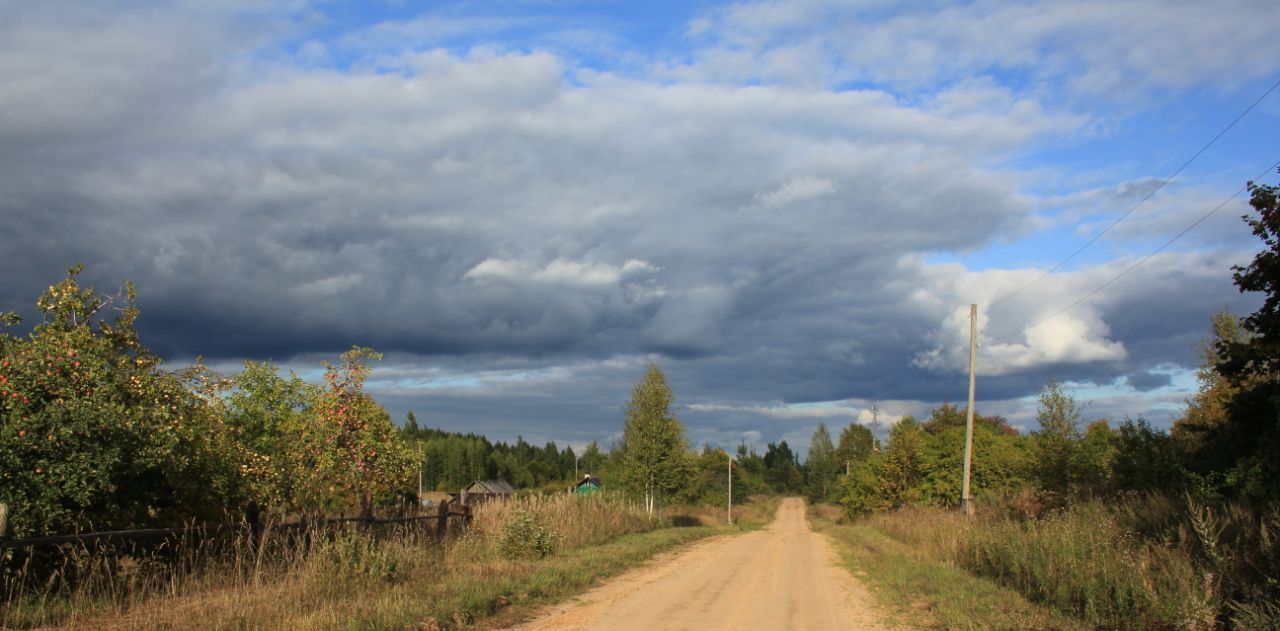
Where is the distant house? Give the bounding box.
[453,479,516,506]
[572,474,603,495]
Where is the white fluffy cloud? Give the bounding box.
[464,258,658,288]
[677,0,1280,97]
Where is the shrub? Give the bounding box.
[496,508,559,559]
[313,528,405,583]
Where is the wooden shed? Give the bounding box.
[572,474,602,495]
[454,479,516,506]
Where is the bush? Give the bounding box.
[496,508,559,559]
[315,528,405,583]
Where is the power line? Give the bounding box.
[988,75,1280,309]
[989,159,1280,343]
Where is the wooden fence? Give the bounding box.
[0,500,473,552]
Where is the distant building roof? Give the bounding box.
[462,479,517,495]
[574,475,602,489]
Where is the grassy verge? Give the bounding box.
[668,494,781,532]
[5,495,779,630]
[808,504,1086,631]
[861,503,1221,630]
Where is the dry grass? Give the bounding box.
[863,502,1217,630]
[810,507,1086,631]
[2,493,731,630]
[663,494,778,530]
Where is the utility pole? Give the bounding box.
[871,404,879,454]
[727,453,734,525]
[961,303,977,516]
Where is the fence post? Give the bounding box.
[0,504,10,573]
[245,502,263,551]
[435,499,449,539]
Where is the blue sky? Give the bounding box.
[1,0,1278,455]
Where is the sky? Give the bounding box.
[2,0,1279,456]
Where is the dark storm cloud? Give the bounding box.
[2,1,1274,448]
[1125,371,1174,392]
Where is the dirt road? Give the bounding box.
[513,498,891,631]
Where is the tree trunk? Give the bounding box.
[359,487,374,520]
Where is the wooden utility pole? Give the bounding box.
[871,404,880,454]
[727,453,734,526]
[961,304,977,516]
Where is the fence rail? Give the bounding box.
[0,501,473,551]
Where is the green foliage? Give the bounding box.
[1112,418,1182,492]
[618,362,689,514]
[0,267,425,540]
[835,458,884,517]
[316,528,406,584]
[1173,311,1258,502]
[578,440,607,477]
[970,422,1033,498]
[762,440,803,493]
[0,267,241,537]
[225,360,318,514]
[918,424,964,506]
[878,417,925,508]
[1075,420,1117,497]
[311,348,415,518]
[1031,380,1083,507]
[805,422,838,501]
[402,417,612,497]
[1194,179,1280,506]
[497,508,560,559]
[833,408,1032,517]
[732,443,770,496]
[673,446,737,506]
[834,422,875,466]
[923,402,1019,437]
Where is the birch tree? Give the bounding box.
[620,362,688,516]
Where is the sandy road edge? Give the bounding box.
[506,499,896,631]
[499,531,744,630]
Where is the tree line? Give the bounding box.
[801,179,1280,516]
[400,416,609,492]
[0,267,781,540]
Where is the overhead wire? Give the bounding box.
[987,76,1280,309]
[989,159,1280,343]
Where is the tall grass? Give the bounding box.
[868,504,1209,628]
[468,493,657,552]
[863,496,1279,630]
[1,493,675,629]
